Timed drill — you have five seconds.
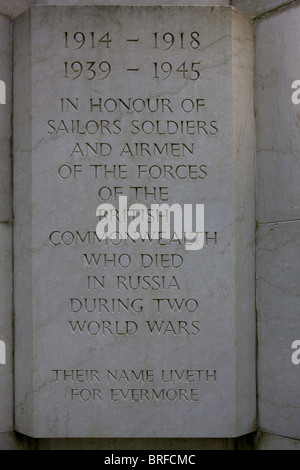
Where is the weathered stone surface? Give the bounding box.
[237,431,300,450]
[255,433,300,450]
[14,5,255,438]
[0,223,13,433]
[257,221,300,440]
[0,15,12,222]
[0,432,24,450]
[255,3,300,223]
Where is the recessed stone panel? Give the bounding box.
[36,0,230,5]
[0,15,12,223]
[256,4,300,223]
[258,221,300,440]
[0,223,13,433]
[14,5,255,438]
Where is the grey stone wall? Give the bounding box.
[0,12,13,447]
[232,0,300,448]
[254,1,300,441]
[0,1,35,18]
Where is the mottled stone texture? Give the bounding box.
[36,0,229,5]
[0,13,13,436]
[0,431,35,450]
[237,432,300,450]
[257,222,300,439]
[14,5,255,438]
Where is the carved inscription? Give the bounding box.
[41,9,225,406]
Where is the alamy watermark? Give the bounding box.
[291,80,300,105]
[0,80,6,105]
[96,196,205,251]
[291,340,300,365]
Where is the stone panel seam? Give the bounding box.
[257,219,300,226]
[254,0,300,21]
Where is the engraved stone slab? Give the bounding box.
[14,5,255,438]
[256,3,300,223]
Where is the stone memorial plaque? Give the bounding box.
[14,5,255,437]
